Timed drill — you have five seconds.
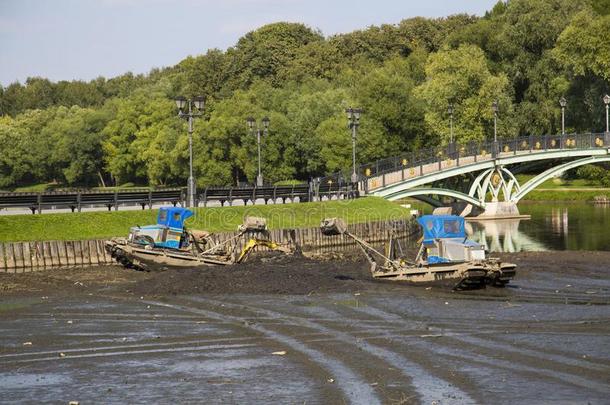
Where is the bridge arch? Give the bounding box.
[512,156,610,202]
[368,146,610,199]
[383,187,485,208]
[361,134,610,213]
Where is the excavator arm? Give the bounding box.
[236,238,292,263]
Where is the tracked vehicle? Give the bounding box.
[105,206,294,271]
[320,215,516,289]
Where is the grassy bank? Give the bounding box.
[0,197,409,242]
[520,190,610,202]
[513,175,610,201]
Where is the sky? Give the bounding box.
[0,0,499,86]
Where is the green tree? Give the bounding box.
[495,0,587,101]
[284,82,350,177]
[278,40,344,83]
[40,106,110,186]
[192,82,298,186]
[512,53,571,135]
[554,10,610,82]
[224,22,323,89]
[0,82,26,116]
[0,116,31,188]
[354,54,427,150]
[102,84,182,186]
[0,108,59,187]
[397,15,477,53]
[178,49,230,99]
[552,9,610,133]
[315,113,398,175]
[414,44,515,143]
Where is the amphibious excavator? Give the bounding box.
[105,206,294,271]
[320,215,516,289]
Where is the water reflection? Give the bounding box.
[466,219,548,253]
[549,207,569,239]
[463,203,610,252]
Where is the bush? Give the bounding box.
[576,165,606,181]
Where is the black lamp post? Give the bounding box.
[491,100,499,157]
[448,103,454,145]
[604,94,610,136]
[345,107,363,184]
[559,97,567,135]
[175,96,205,208]
[246,116,270,187]
[491,100,498,143]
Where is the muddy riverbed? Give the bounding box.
[1,251,609,404]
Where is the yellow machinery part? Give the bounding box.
[236,238,283,263]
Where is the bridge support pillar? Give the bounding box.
[472,201,521,219]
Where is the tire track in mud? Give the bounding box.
[184,296,477,404]
[225,294,610,398]
[339,298,610,395]
[452,334,610,373]
[408,343,610,396]
[234,297,484,403]
[1,343,258,364]
[429,282,610,306]
[490,333,610,366]
[143,298,382,405]
[0,337,259,362]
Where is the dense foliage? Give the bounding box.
[1,0,608,190]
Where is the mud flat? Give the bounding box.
[1,251,609,403]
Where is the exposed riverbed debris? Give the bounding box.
[1,250,609,298]
[1,250,609,403]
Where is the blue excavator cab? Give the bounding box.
[416,215,485,264]
[129,206,194,249]
[157,206,194,230]
[417,215,465,243]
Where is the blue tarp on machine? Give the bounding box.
[416,215,466,244]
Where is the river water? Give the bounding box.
[467,202,610,252]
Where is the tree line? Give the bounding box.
[0,0,608,190]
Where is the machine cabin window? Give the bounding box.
[444,220,461,234]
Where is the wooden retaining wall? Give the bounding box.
[213,219,417,255]
[0,240,114,273]
[0,219,417,273]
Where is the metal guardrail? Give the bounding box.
[359,133,610,180]
[0,183,357,213]
[0,188,185,214]
[200,183,356,207]
[319,132,610,188]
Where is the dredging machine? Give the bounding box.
[320,215,516,289]
[105,206,294,271]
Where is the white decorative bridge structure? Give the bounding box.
[357,133,610,217]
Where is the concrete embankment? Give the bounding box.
[0,219,417,272]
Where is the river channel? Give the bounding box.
[466,202,610,252]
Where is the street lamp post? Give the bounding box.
[246,117,270,187]
[448,103,454,147]
[491,100,498,143]
[175,96,205,208]
[559,97,567,135]
[345,107,363,184]
[604,94,610,136]
[491,100,498,157]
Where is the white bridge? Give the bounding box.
[360,133,610,217]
